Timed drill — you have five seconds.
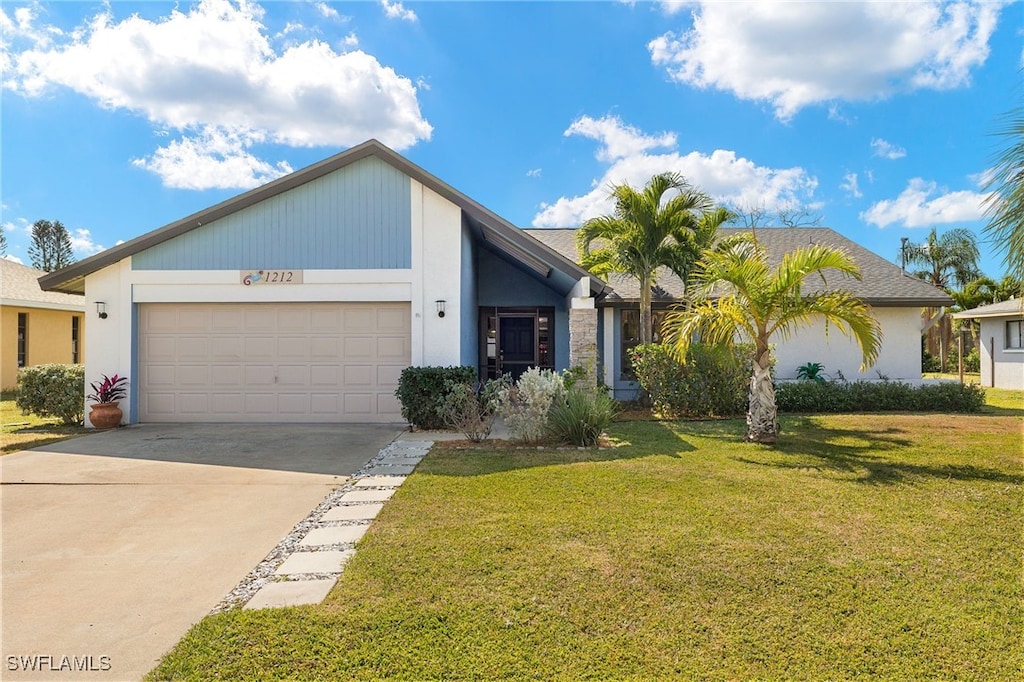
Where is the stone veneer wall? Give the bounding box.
[569,307,598,385]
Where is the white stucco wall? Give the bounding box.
[411,180,464,367]
[772,306,921,382]
[978,317,1024,389]
[82,181,470,425]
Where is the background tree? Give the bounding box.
[28,219,75,272]
[576,172,732,345]
[0,223,7,255]
[903,227,980,371]
[729,202,824,228]
[984,104,1024,283]
[663,236,881,444]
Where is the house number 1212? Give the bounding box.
[240,270,303,285]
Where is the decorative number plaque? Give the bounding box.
[240,270,303,285]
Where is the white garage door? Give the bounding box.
[139,303,410,422]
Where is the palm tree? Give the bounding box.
[576,173,731,345]
[904,227,980,370]
[984,105,1024,283]
[663,235,882,444]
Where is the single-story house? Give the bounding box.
[953,299,1024,389]
[39,140,951,425]
[1,258,85,390]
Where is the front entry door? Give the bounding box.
[499,317,535,381]
[479,307,554,381]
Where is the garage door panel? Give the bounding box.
[211,394,243,414]
[278,365,309,385]
[211,337,243,361]
[140,303,410,423]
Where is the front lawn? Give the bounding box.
[1,391,86,455]
[150,411,1022,680]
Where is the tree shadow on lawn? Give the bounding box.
[421,420,700,477]
[736,415,1024,487]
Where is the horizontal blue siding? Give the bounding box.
[133,157,411,270]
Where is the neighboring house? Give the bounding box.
[39,140,951,425]
[1,258,86,389]
[953,299,1024,390]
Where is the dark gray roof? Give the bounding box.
[953,298,1024,319]
[39,140,606,299]
[524,227,953,307]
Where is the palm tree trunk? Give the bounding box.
[746,343,777,444]
[640,273,653,345]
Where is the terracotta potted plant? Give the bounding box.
[86,374,129,429]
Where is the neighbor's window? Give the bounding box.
[620,308,667,378]
[17,313,28,367]
[1007,320,1023,350]
[72,316,80,364]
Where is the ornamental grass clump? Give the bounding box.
[546,385,617,447]
[498,368,565,443]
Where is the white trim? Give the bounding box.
[132,282,412,303]
[128,269,412,285]
[1,299,85,312]
[602,307,615,390]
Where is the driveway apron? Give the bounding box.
[1,423,401,681]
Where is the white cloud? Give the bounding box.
[527,168,542,178]
[860,177,988,228]
[533,115,817,228]
[2,254,25,264]
[69,228,105,257]
[840,172,862,199]
[314,2,340,20]
[132,127,294,190]
[649,1,1001,120]
[343,31,359,47]
[2,0,431,189]
[381,0,417,22]
[871,138,907,160]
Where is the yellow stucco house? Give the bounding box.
[1,258,86,390]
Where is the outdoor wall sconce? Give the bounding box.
[96,301,108,319]
[436,300,446,318]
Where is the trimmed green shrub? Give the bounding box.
[547,385,617,447]
[631,342,752,418]
[776,379,985,414]
[396,366,476,430]
[15,363,86,425]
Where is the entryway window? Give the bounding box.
[72,316,81,364]
[620,308,667,378]
[479,307,554,381]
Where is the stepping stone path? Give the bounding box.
[215,440,433,612]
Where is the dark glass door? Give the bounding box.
[499,316,535,380]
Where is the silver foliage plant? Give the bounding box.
[497,368,565,443]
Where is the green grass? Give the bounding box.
[1,391,86,455]
[149,410,1022,681]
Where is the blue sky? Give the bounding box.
[2,0,1020,279]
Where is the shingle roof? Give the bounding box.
[952,298,1024,319]
[1,258,85,310]
[523,227,953,307]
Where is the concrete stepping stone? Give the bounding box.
[322,503,384,521]
[364,464,417,476]
[275,549,355,575]
[300,524,368,546]
[355,475,406,488]
[339,488,395,503]
[244,579,335,610]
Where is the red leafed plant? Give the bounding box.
[86,374,129,404]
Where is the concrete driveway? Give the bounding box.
[1,423,402,681]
